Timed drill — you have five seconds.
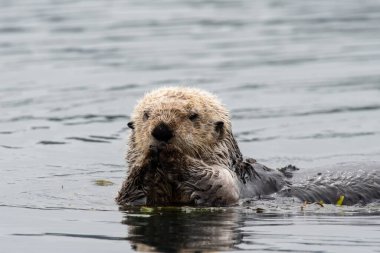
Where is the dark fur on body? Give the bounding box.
[117,136,243,206]
[116,87,380,207]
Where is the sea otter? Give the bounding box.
[116,87,380,206]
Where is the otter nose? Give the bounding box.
[151,122,173,142]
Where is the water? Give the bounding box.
[1,0,380,252]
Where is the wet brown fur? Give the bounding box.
[116,87,380,206]
[116,87,243,206]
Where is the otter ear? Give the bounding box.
[214,121,224,138]
[127,121,135,130]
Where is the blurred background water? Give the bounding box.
[1,0,380,252]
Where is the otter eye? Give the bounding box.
[143,111,149,121]
[189,113,199,121]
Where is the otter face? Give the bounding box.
[128,88,230,159]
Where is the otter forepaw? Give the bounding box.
[157,144,185,169]
[147,145,160,168]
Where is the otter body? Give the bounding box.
[116,87,380,206]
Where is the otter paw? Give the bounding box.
[146,145,160,168]
[158,145,185,169]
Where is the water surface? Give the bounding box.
[1,0,380,252]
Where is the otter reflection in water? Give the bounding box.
[116,87,380,206]
[122,207,242,252]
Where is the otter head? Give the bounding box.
[126,87,241,166]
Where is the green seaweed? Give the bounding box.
[336,195,345,206]
[94,179,115,186]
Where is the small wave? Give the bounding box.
[0,204,114,212]
[6,114,128,124]
[0,131,14,134]
[38,141,67,145]
[197,19,247,28]
[12,232,127,241]
[0,145,22,149]
[66,137,110,143]
[295,105,380,117]
[0,27,29,34]
[217,56,319,70]
[293,131,377,140]
[31,126,50,130]
[98,163,124,168]
[106,84,139,91]
[234,130,378,143]
[36,168,123,178]
[218,83,266,92]
[153,77,219,86]
[236,135,279,142]
[234,129,266,137]
[50,27,85,34]
[231,105,380,119]
[89,135,120,140]
[48,114,128,122]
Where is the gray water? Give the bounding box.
[1,0,380,252]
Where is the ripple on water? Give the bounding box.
[1,0,380,252]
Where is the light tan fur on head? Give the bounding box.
[127,87,241,167]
